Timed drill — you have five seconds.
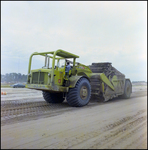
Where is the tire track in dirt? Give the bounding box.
[14,109,146,149]
[62,110,147,149]
[96,117,146,149]
[124,132,147,149]
[42,111,146,149]
[1,87,147,149]
[1,100,99,126]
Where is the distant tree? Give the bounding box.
[1,73,27,83]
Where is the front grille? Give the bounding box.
[32,72,44,84]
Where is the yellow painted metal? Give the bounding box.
[76,63,92,73]
[101,82,104,93]
[27,49,131,100]
[99,73,115,91]
[25,83,69,92]
[27,49,79,84]
[69,76,82,88]
[111,75,125,93]
[89,73,115,91]
[51,49,79,84]
[53,70,64,86]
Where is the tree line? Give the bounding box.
[1,73,27,83]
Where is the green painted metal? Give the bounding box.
[27,49,80,91]
[25,83,69,92]
[99,73,115,91]
[89,73,114,90]
[68,76,83,88]
[26,49,131,103]
[27,49,117,92]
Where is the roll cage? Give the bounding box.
[27,49,79,83]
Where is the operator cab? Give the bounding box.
[27,49,79,86]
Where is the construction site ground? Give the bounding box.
[1,83,147,149]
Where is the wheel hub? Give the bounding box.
[80,86,88,100]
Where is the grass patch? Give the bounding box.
[1,84,12,88]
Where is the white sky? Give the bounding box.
[1,1,147,81]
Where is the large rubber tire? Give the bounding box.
[66,77,91,107]
[42,91,65,103]
[122,80,132,99]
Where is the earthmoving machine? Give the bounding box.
[25,49,132,107]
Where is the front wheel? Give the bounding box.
[66,77,91,107]
[42,91,65,103]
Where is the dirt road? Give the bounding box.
[1,84,147,149]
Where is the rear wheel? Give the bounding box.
[121,80,132,98]
[66,77,91,107]
[42,91,65,103]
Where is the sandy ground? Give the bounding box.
[1,84,147,149]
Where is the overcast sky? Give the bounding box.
[1,1,147,81]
